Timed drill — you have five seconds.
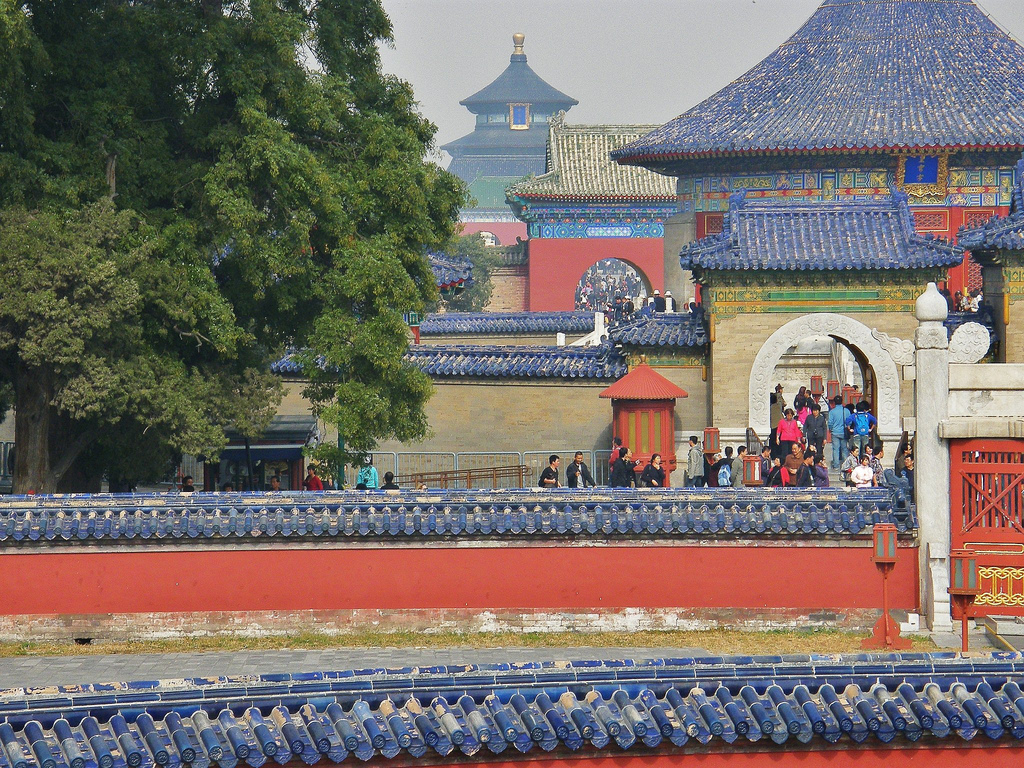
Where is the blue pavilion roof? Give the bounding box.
[613,0,1024,167]
[419,311,595,336]
[3,652,1024,767]
[457,39,577,113]
[959,157,1024,251]
[429,254,474,290]
[679,192,964,272]
[610,312,708,349]
[404,342,626,380]
[0,487,913,544]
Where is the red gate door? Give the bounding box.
[950,439,1024,615]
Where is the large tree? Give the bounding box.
[0,1,462,492]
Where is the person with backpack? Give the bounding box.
[715,446,734,487]
[845,401,877,455]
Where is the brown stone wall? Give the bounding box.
[376,380,613,456]
[487,265,529,311]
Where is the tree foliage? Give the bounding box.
[440,233,503,312]
[0,1,463,491]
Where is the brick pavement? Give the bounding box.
[0,646,708,689]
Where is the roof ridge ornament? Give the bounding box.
[512,32,525,56]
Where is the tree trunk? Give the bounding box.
[13,366,51,494]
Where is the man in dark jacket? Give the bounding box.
[566,451,595,488]
[610,447,637,487]
[803,404,827,460]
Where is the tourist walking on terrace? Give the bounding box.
[539,455,561,488]
[765,457,785,488]
[769,384,786,458]
[610,447,637,487]
[716,446,734,487]
[776,409,803,462]
[846,401,877,455]
[851,454,876,488]
[840,450,859,487]
[566,451,595,488]
[639,453,666,487]
[381,471,400,490]
[795,453,815,488]
[686,435,704,487]
[731,445,747,488]
[783,443,804,487]
[813,455,830,488]
[303,466,324,491]
[356,457,379,490]
[827,396,848,469]
[804,404,827,461]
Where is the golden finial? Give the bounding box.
[512,33,525,55]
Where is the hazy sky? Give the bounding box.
[377,0,1024,164]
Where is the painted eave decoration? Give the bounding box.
[959,157,1024,251]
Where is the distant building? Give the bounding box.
[508,116,678,310]
[442,33,577,246]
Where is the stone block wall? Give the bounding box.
[487,265,529,311]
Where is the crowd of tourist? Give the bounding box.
[575,261,646,311]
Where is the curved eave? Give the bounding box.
[684,260,962,272]
[614,142,1024,167]
[511,192,679,204]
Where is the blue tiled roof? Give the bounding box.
[680,192,964,272]
[613,0,1024,166]
[405,342,626,380]
[3,653,1024,767]
[420,311,595,336]
[0,488,914,544]
[429,253,473,290]
[457,47,577,112]
[610,313,708,348]
[959,158,1024,251]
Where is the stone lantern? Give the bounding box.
[599,361,688,486]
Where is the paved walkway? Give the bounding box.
[0,647,708,689]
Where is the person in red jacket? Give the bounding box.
[303,466,324,491]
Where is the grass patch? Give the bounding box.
[0,628,941,658]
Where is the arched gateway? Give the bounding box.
[748,313,901,437]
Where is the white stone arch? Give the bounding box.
[748,313,901,437]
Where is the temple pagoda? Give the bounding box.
[611,0,1024,444]
[614,0,1024,297]
[443,33,577,245]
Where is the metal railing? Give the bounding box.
[397,465,529,490]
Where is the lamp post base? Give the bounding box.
[862,611,912,650]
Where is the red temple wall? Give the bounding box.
[396,745,1024,768]
[0,543,917,621]
[528,238,665,311]
[459,221,527,246]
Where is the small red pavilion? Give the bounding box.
[600,361,687,485]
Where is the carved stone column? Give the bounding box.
[914,282,953,632]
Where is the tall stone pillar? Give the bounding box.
[914,282,952,632]
[662,211,695,302]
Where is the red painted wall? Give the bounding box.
[0,544,917,616]
[528,238,665,311]
[432,745,1024,768]
[459,221,527,246]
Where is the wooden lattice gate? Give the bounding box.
[950,439,1024,614]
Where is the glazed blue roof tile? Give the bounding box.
[419,311,595,336]
[613,0,1024,166]
[610,313,708,348]
[3,653,1024,766]
[0,488,914,544]
[680,192,964,272]
[428,254,474,290]
[959,158,1024,251]
[404,342,626,380]
[457,45,577,112]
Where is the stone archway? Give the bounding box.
[748,313,901,437]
